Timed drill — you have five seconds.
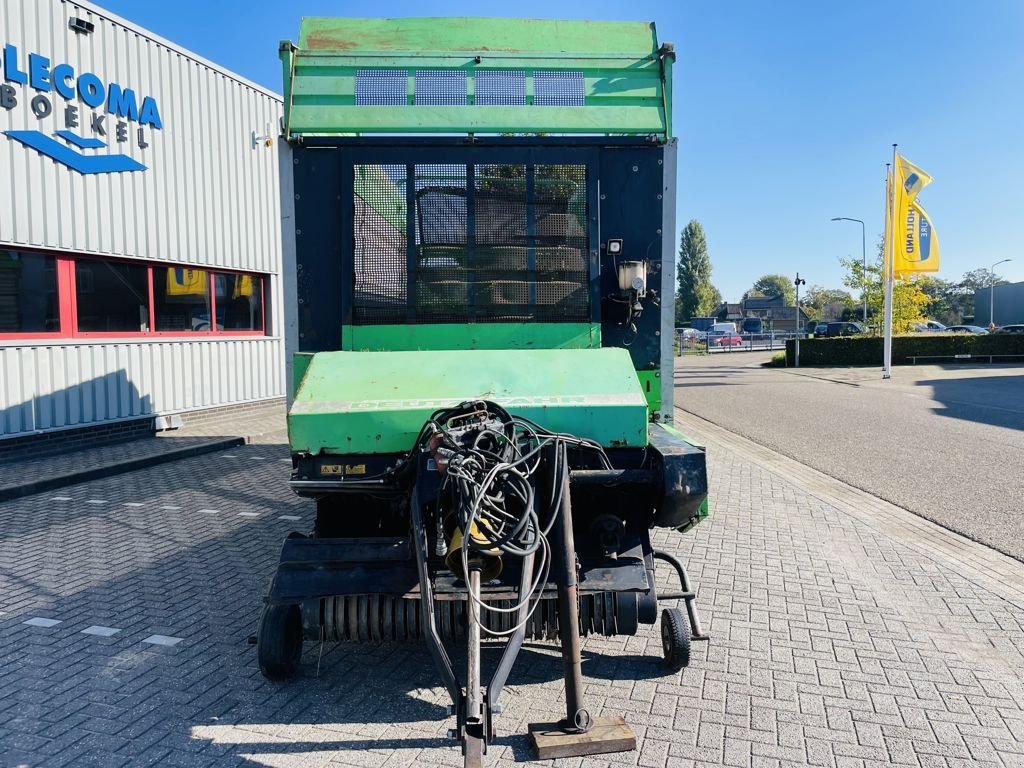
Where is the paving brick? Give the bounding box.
[2,412,1024,767]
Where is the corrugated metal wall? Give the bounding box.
[1,339,282,435]
[0,0,287,439]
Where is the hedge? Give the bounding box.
[785,334,1024,366]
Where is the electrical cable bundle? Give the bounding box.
[416,401,611,637]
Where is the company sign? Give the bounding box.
[1,43,162,175]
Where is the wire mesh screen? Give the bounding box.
[353,163,590,325]
[415,70,468,106]
[533,71,585,106]
[353,164,409,323]
[474,71,526,106]
[354,70,407,106]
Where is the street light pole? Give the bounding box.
[794,272,806,367]
[989,258,1012,328]
[831,217,867,323]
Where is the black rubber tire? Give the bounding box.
[257,603,303,680]
[661,607,691,671]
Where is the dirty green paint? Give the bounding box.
[280,17,671,140]
[342,323,600,352]
[288,347,648,455]
[297,17,658,54]
[635,370,661,413]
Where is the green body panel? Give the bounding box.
[288,348,648,455]
[297,17,656,53]
[635,370,661,413]
[280,17,672,139]
[342,323,600,351]
[288,106,662,136]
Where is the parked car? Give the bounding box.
[995,324,1024,334]
[821,321,864,337]
[741,317,763,334]
[712,332,744,347]
[947,325,988,334]
[678,327,707,343]
[911,320,947,332]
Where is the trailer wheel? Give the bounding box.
[257,603,302,680]
[661,607,691,671]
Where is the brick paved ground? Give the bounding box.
[2,414,1024,767]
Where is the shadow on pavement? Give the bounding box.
[917,374,1024,431]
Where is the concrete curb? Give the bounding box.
[0,436,246,503]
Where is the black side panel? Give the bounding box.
[598,145,665,375]
[648,426,709,529]
[293,147,345,352]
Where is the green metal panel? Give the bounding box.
[288,347,648,455]
[288,105,664,136]
[292,352,314,397]
[635,370,661,413]
[342,323,600,351]
[298,17,657,53]
[280,17,673,140]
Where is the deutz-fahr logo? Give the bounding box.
[1,43,163,175]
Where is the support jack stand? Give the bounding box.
[529,450,638,760]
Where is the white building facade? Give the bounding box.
[0,0,285,442]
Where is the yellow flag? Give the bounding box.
[896,154,932,200]
[167,268,208,296]
[889,153,936,277]
[894,199,940,277]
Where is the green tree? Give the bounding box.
[916,276,961,325]
[751,274,795,305]
[954,268,1008,320]
[840,245,929,333]
[676,220,716,321]
[708,285,723,314]
[802,285,855,322]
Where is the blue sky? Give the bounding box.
[100,0,1024,301]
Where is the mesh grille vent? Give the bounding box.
[533,71,585,106]
[354,70,407,106]
[475,71,526,106]
[415,70,467,106]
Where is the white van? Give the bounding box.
[710,322,737,336]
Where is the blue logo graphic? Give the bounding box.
[3,130,146,175]
[918,214,931,261]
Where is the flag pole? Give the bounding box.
[882,145,896,379]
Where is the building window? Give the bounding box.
[75,259,150,333]
[0,250,61,333]
[0,249,267,340]
[215,273,264,331]
[154,267,213,332]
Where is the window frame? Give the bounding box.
[0,247,268,341]
[0,253,73,340]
